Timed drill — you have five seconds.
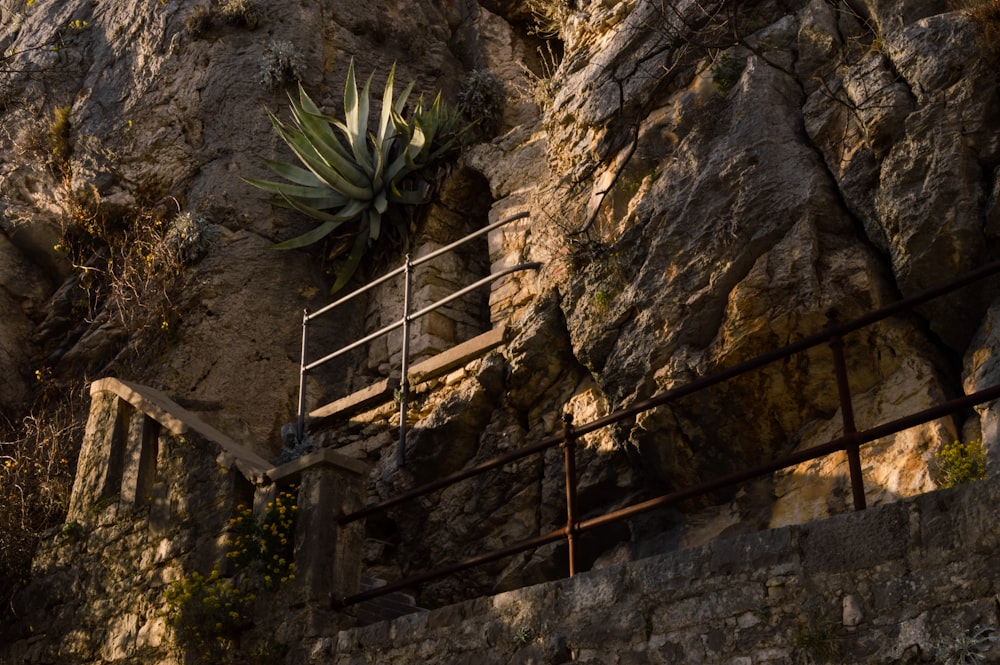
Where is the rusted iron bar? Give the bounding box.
[577,381,1000,533]
[827,309,866,511]
[571,257,1000,440]
[341,259,1000,525]
[563,413,579,577]
[340,434,564,524]
[338,380,1000,608]
[399,254,413,468]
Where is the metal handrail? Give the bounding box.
[332,258,1000,608]
[295,211,536,464]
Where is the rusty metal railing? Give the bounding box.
[332,258,1000,608]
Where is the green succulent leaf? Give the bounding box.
[244,58,472,292]
[271,221,343,250]
[329,221,373,294]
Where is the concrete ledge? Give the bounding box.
[90,377,271,479]
[308,379,395,422]
[268,448,371,485]
[407,325,506,384]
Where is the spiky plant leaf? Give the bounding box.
[243,58,471,292]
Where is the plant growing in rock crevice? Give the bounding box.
[216,0,261,29]
[184,5,213,38]
[244,60,466,292]
[956,0,1000,55]
[46,104,73,177]
[260,40,305,90]
[935,624,998,665]
[934,438,987,489]
[459,70,507,139]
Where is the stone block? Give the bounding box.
[914,478,1000,557]
[67,392,132,523]
[802,501,908,574]
[101,613,138,661]
[708,527,795,576]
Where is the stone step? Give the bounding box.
[353,574,427,627]
[308,325,507,424]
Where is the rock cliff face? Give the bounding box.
[2,0,999,615]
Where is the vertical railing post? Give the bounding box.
[562,412,579,577]
[398,254,412,468]
[297,307,311,444]
[826,309,866,511]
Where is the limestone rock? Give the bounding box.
[963,298,1000,472]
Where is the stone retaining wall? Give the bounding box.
[329,475,1000,664]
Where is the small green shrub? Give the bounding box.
[935,438,988,489]
[513,626,536,645]
[164,568,255,644]
[164,486,298,649]
[710,52,743,92]
[59,520,83,540]
[458,70,507,139]
[225,486,297,588]
[260,40,306,90]
[164,211,217,264]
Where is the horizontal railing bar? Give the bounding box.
[337,525,568,607]
[305,212,530,323]
[580,381,1000,532]
[339,379,1000,608]
[410,211,531,268]
[407,262,542,321]
[306,262,542,374]
[573,257,1000,439]
[305,317,405,372]
[341,434,562,524]
[306,264,407,322]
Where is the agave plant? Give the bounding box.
[244,60,464,292]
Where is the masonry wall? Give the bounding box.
[4,378,1000,665]
[330,475,1000,664]
[0,378,366,665]
[0,383,250,665]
